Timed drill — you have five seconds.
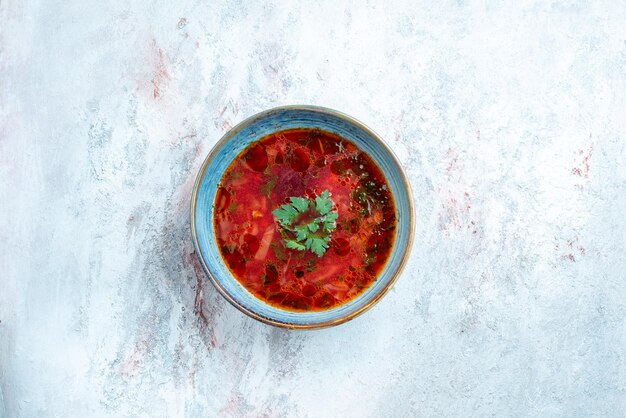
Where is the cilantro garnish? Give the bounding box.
[272,189,338,257]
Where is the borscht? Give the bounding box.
[213,128,396,311]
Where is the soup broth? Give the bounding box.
[214,128,396,311]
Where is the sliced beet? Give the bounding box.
[332,237,350,256]
[242,233,259,255]
[244,143,268,172]
[224,249,246,276]
[302,284,317,297]
[215,187,230,213]
[290,147,310,172]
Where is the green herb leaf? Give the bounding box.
[323,211,339,224]
[294,225,309,241]
[308,237,329,257]
[315,189,333,214]
[272,189,338,257]
[289,196,309,213]
[285,240,306,251]
[272,205,298,225]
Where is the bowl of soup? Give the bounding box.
[191,106,413,329]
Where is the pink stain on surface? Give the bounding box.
[438,148,478,237]
[151,46,170,99]
[136,39,170,100]
[183,249,224,351]
[572,135,593,178]
[121,332,153,378]
[215,102,240,132]
[210,328,218,348]
[438,189,472,235]
[219,398,242,417]
[191,252,211,328]
[556,236,586,262]
[445,147,460,176]
[563,253,576,262]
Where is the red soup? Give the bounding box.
[214,128,396,311]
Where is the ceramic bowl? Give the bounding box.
[191,105,413,329]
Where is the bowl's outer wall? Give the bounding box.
[193,106,412,328]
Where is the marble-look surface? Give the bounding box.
[1,1,625,417]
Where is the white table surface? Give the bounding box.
[1,1,625,416]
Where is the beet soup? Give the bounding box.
[213,128,396,311]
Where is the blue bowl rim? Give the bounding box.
[190,105,414,329]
